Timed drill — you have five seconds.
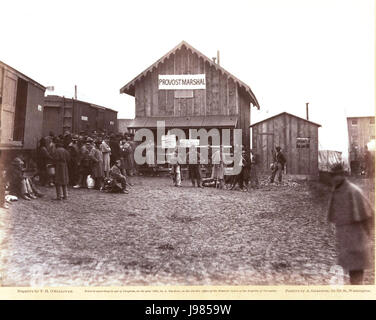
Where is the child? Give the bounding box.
[328,163,374,285]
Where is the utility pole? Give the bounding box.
[306,102,309,121]
[74,85,77,100]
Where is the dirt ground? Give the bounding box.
[0,175,374,286]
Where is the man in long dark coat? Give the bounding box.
[328,163,374,285]
[53,140,70,200]
[109,135,120,167]
[187,147,203,188]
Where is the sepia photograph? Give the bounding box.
[0,0,374,297]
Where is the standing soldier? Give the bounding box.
[53,140,70,200]
[67,135,80,187]
[328,163,374,285]
[270,146,286,184]
[187,146,203,188]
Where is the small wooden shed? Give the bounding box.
[43,95,118,136]
[251,112,321,176]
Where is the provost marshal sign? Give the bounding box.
[158,74,206,90]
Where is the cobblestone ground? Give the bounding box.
[0,175,374,286]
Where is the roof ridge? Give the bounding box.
[250,111,321,127]
[119,41,260,109]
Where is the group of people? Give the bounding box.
[169,145,260,191]
[0,131,138,203]
[0,138,374,286]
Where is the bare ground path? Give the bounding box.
[0,176,374,286]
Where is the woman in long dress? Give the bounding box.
[89,141,104,190]
[100,137,111,178]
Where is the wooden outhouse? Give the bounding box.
[119,41,260,149]
[251,112,321,176]
[43,95,118,136]
[0,61,46,156]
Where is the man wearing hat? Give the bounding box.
[328,162,374,285]
[270,146,286,184]
[68,134,80,186]
[73,137,92,188]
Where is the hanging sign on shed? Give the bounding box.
[159,74,206,90]
[161,135,176,148]
[180,139,200,148]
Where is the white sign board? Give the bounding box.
[161,135,176,149]
[81,116,88,121]
[37,105,43,111]
[179,139,200,148]
[159,74,206,90]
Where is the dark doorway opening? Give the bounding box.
[13,78,28,141]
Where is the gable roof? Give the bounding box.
[250,112,321,128]
[119,41,260,109]
[0,60,46,91]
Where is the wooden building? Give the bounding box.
[346,116,375,173]
[0,61,46,154]
[43,95,118,136]
[119,41,260,149]
[251,112,321,176]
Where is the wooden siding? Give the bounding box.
[134,46,241,119]
[252,113,319,175]
[43,96,118,136]
[23,83,44,149]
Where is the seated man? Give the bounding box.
[109,159,128,194]
[8,156,43,200]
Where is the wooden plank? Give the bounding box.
[227,78,236,115]
[135,81,142,117]
[235,84,239,115]
[205,61,211,116]
[173,51,179,116]
[262,122,268,172]
[284,114,290,173]
[186,49,194,115]
[166,55,174,116]
[291,116,297,174]
[158,59,166,116]
[221,73,228,115]
[201,58,206,116]
[211,67,220,115]
[193,53,201,116]
[151,67,159,116]
[144,73,151,117]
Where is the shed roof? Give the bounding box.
[346,116,374,119]
[250,112,321,128]
[45,95,118,113]
[0,60,46,91]
[119,41,260,109]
